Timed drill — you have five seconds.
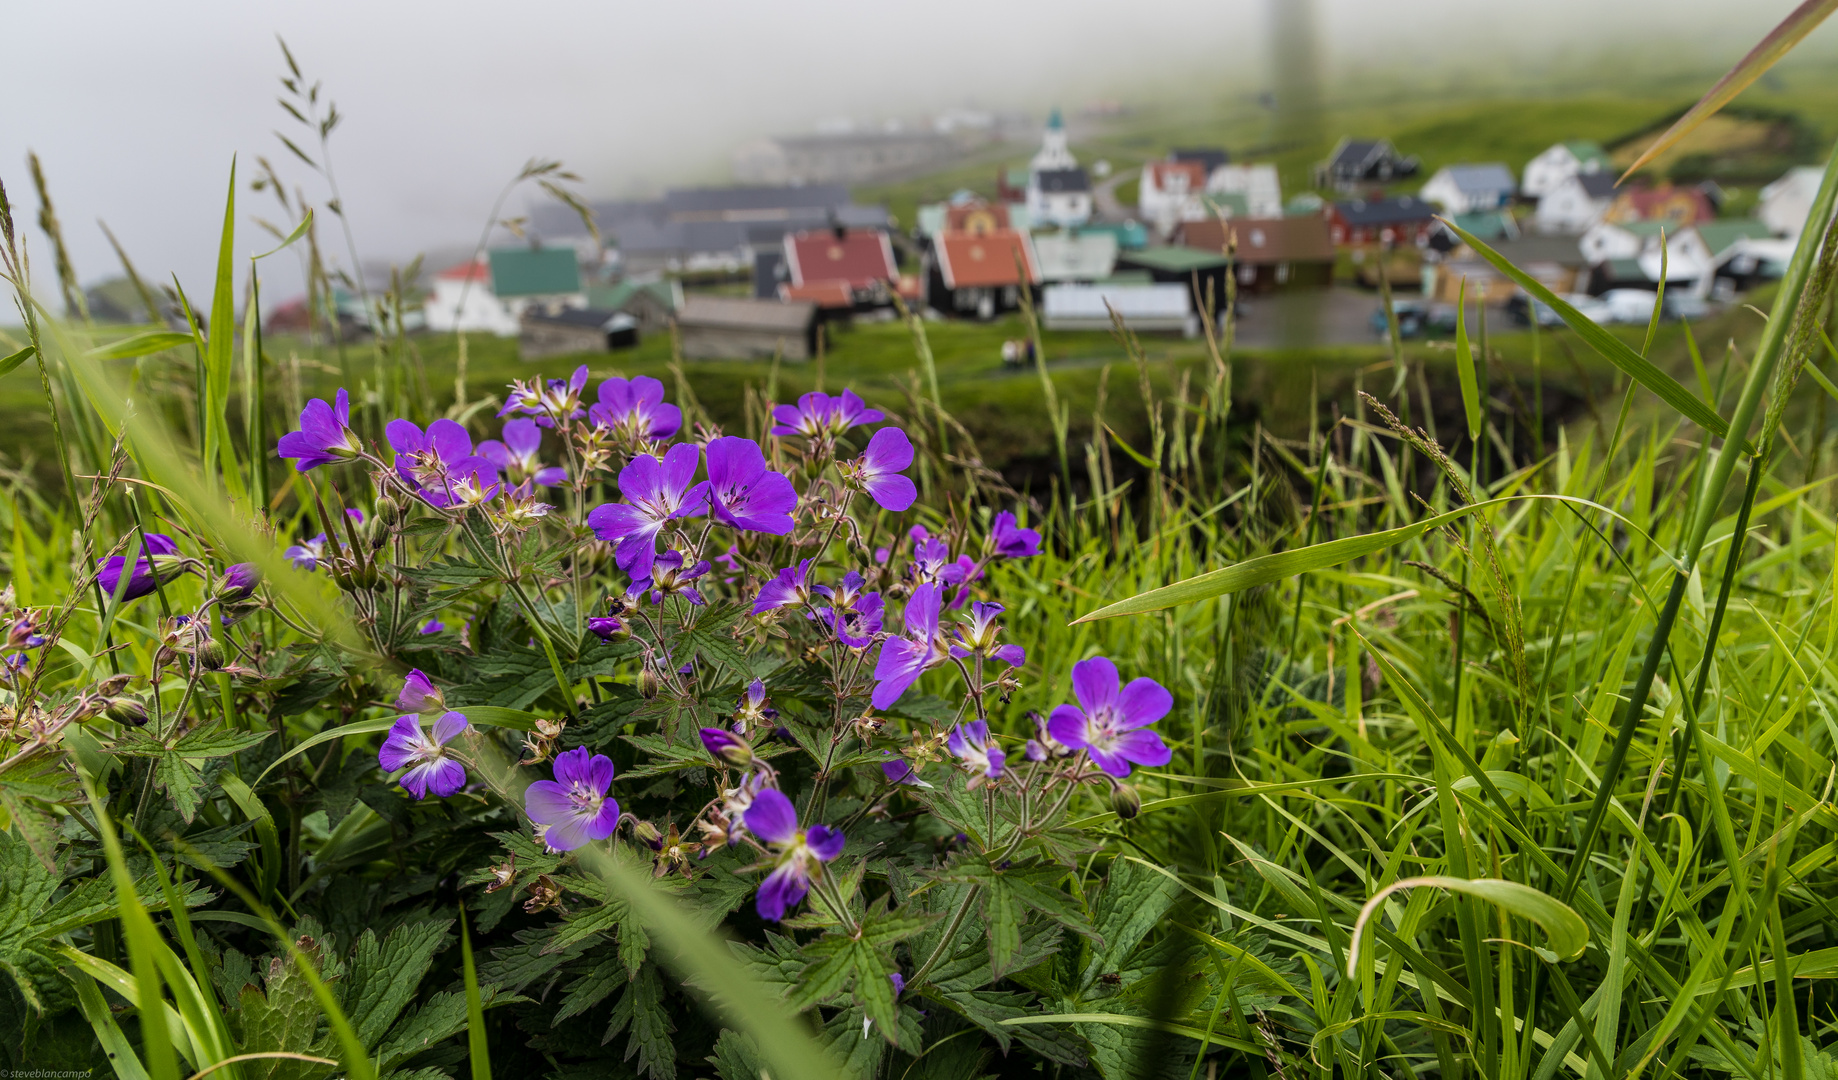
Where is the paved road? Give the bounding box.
[1091,166,1140,223]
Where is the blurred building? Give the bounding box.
[1025,110,1092,228]
[733,131,960,185]
[1327,196,1437,246]
[424,248,585,336]
[1419,163,1517,214]
[1760,166,1826,237]
[1179,216,1335,295]
[676,296,818,360]
[780,226,903,310]
[1521,141,1611,199]
[1314,138,1420,192]
[1533,172,1618,233]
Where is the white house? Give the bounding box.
[1032,231,1119,282]
[1207,164,1283,218]
[1420,163,1517,214]
[1041,283,1195,335]
[1026,109,1092,228]
[424,248,587,337]
[1760,166,1825,237]
[423,261,519,335]
[1521,141,1611,199]
[1139,160,1209,235]
[1580,220,1654,266]
[1534,172,1618,234]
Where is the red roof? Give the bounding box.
[781,281,854,309]
[935,230,1039,289]
[1146,160,1208,193]
[784,229,897,291]
[436,259,491,282]
[945,203,1009,234]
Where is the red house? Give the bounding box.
[781,227,899,309]
[925,229,1040,319]
[1326,196,1439,247]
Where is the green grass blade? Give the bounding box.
[85,331,192,361]
[205,158,242,498]
[68,969,154,1080]
[0,344,36,377]
[1621,0,1838,179]
[460,905,492,1080]
[1454,278,1482,440]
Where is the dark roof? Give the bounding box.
[1036,168,1091,193]
[1171,148,1229,173]
[677,295,816,331]
[661,184,851,217]
[613,206,890,257]
[522,307,636,331]
[538,188,885,243]
[1334,196,1437,226]
[1329,139,1384,171]
[1576,172,1619,198]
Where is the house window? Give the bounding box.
[1276,263,1290,284]
[1239,265,1256,284]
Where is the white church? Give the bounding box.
[1025,109,1093,229]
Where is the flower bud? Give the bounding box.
[217,562,261,603]
[630,820,662,844]
[638,666,659,700]
[1110,782,1142,820]
[373,494,402,527]
[104,696,150,727]
[698,727,755,769]
[587,615,630,644]
[196,638,228,671]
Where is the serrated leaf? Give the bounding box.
[707,1029,764,1080]
[156,752,205,824]
[786,937,855,1013]
[984,876,1023,977]
[173,724,273,760]
[344,920,453,1046]
[1081,859,1179,993]
[851,940,899,1042]
[555,957,626,1024]
[605,964,676,1080]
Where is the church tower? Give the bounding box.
[1030,108,1077,174]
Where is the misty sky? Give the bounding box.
[0,0,1821,308]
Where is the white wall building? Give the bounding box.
[1139,160,1209,235]
[1522,141,1611,200]
[1025,109,1092,228]
[423,261,519,336]
[1207,164,1284,218]
[1420,163,1517,214]
[1760,166,1825,237]
[1534,172,1618,234]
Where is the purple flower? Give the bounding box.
[1046,656,1174,778]
[276,389,363,471]
[590,376,681,441]
[396,669,446,715]
[587,443,703,581]
[753,559,816,615]
[733,679,777,733]
[910,538,951,584]
[870,582,951,710]
[881,753,929,787]
[283,510,363,572]
[4,609,45,651]
[625,550,709,606]
[98,533,182,602]
[377,711,471,799]
[0,653,26,685]
[477,418,568,487]
[890,972,906,997]
[848,428,917,512]
[587,615,630,643]
[947,720,1007,786]
[419,619,445,634]
[991,511,1042,558]
[696,436,797,535]
[744,787,845,922]
[500,365,589,427]
[218,563,261,603]
[769,389,884,438]
[813,572,884,649]
[952,601,1025,667]
[524,746,621,852]
[699,727,754,768]
[386,418,502,508]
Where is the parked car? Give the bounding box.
[1371,300,1458,339]
[1506,294,1566,328]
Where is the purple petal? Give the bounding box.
[659,441,702,495]
[863,427,914,473]
[865,474,918,513]
[1114,728,1172,768]
[1118,677,1174,730]
[994,643,1027,667]
[396,669,437,711]
[552,746,594,787]
[474,439,510,469]
[432,710,471,745]
[503,417,542,455]
[903,582,942,639]
[385,419,426,456]
[584,752,616,794]
[704,435,765,489]
[1071,656,1121,713]
[534,466,568,486]
[524,779,573,826]
[870,639,930,710]
[1087,745,1134,778]
[1046,705,1088,751]
[582,796,622,841]
[416,758,468,798]
[755,862,804,921]
[543,814,594,852]
[806,824,846,861]
[743,787,799,845]
[377,715,425,772]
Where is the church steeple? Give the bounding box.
[1030,106,1076,173]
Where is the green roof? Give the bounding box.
[1120,247,1233,272]
[587,279,678,312]
[1564,141,1610,167]
[488,247,581,298]
[1693,219,1771,255]
[1619,221,1671,238]
[1450,211,1514,241]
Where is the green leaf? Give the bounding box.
[1082,858,1179,993]
[984,877,1023,977]
[605,964,676,1080]
[1453,278,1482,440]
[1621,0,1838,180]
[83,332,192,361]
[204,157,241,497]
[344,920,452,1047]
[172,724,272,760]
[155,753,205,824]
[253,707,537,786]
[1446,220,1737,446]
[0,346,35,378]
[850,940,899,1043]
[255,206,315,260]
[1347,875,1589,978]
[460,907,492,1080]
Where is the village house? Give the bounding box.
[1139,159,1210,235]
[518,309,638,361]
[1533,172,1618,233]
[781,226,899,309]
[1170,148,1229,174]
[1521,141,1611,199]
[1428,234,1590,302]
[1207,164,1284,218]
[1032,230,1120,283]
[1116,246,1233,313]
[1759,166,1825,237]
[925,228,1040,319]
[424,248,585,336]
[1577,217,1766,295]
[1040,282,1196,335]
[1419,163,1517,214]
[1180,215,1335,295]
[1327,196,1438,247]
[1313,138,1420,192]
[676,296,819,360]
[586,279,682,335]
[1604,183,1717,227]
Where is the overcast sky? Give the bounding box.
[0,0,1823,308]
